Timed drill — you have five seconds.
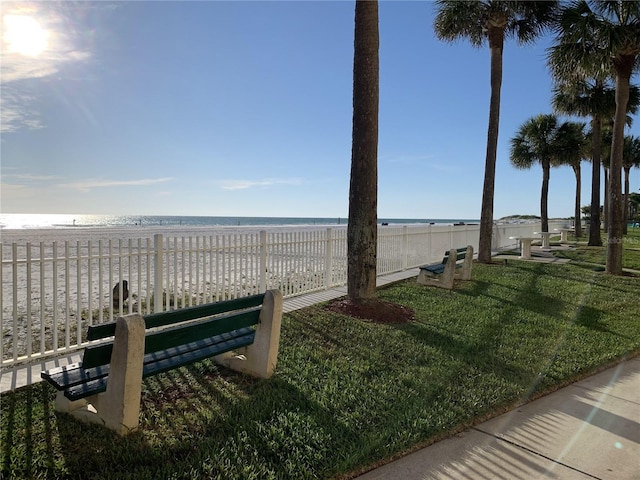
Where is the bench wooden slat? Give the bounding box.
[63,329,256,401]
[82,308,261,369]
[46,329,255,391]
[41,363,109,391]
[145,309,259,353]
[422,264,446,274]
[87,293,266,341]
[443,251,466,262]
[42,327,257,391]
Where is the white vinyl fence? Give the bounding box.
[1,221,564,366]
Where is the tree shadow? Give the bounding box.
[44,362,360,479]
[1,383,59,480]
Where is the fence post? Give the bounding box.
[325,228,333,289]
[12,244,18,361]
[259,230,267,293]
[402,226,408,270]
[154,234,163,313]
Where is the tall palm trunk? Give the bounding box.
[347,0,379,302]
[606,59,633,275]
[623,166,631,235]
[541,161,550,232]
[572,163,582,237]
[478,26,504,263]
[603,168,608,233]
[589,116,603,246]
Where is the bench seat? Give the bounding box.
[43,327,256,401]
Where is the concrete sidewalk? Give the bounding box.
[356,356,640,480]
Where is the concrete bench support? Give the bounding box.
[55,314,146,435]
[218,289,283,379]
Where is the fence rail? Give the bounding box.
[1,221,562,366]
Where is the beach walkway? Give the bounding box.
[356,357,640,480]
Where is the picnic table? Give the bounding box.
[509,236,537,260]
[534,231,553,249]
[555,228,574,242]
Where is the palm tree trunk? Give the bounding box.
[478,27,504,264]
[573,164,582,237]
[603,168,608,233]
[541,162,550,232]
[623,166,630,235]
[347,0,379,302]
[606,64,632,275]
[589,116,603,246]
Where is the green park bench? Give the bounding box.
[41,290,283,435]
[417,246,474,289]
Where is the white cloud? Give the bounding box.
[218,178,303,191]
[60,178,174,193]
[6,173,62,182]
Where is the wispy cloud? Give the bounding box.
[1,3,92,132]
[6,173,62,182]
[60,178,173,193]
[218,178,303,191]
[1,169,172,193]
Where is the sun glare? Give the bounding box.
[3,14,49,56]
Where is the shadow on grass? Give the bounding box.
[398,321,532,384]
[461,263,566,317]
[1,384,50,480]
[7,362,359,479]
[389,263,591,390]
[574,305,636,341]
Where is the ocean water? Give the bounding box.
[0,213,478,230]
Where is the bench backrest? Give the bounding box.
[82,293,266,369]
[441,247,468,265]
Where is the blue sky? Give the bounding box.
[2,1,639,220]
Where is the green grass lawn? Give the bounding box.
[553,227,640,270]
[2,249,639,479]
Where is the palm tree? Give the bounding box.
[434,1,558,263]
[600,124,614,233]
[347,0,379,303]
[623,135,640,232]
[551,79,617,245]
[548,1,640,275]
[509,114,583,233]
[556,121,588,237]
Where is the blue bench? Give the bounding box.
[41,290,283,435]
[417,246,474,289]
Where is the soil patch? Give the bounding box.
[326,298,414,324]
